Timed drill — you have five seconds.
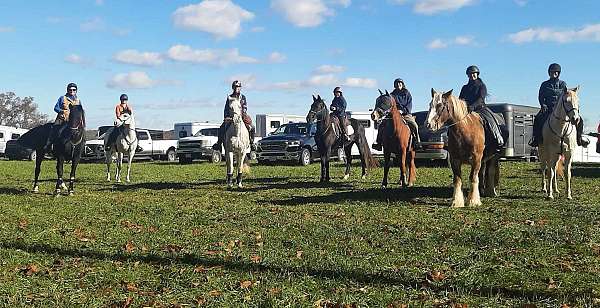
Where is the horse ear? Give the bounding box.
[431,88,435,97]
[312,94,317,101]
[385,90,389,95]
[442,89,453,98]
[317,95,322,100]
[378,89,383,96]
[572,85,580,93]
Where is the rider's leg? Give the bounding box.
[576,117,589,147]
[529,112,544,147]
[404,115,422,149]
[337,114,347,141]
[480,108,504,149]
[43,123,61,152]
[212,121,228,151]
[372,121,384,151]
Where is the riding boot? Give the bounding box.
[372,122,384,151]
[43,124,60,153]
[529,112,545,147]
[406,117,422,150]
[576,118,590,147]
[248,125,256,151]
[106,126,120,151]
[338,115,348,143]
[480,108,504,150]
[212,122,228,151]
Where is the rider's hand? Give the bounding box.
[541,105,549,113]
[330,106,336,111]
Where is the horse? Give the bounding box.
[224,95,250,189]
[104,113,138,183]
[426,89,503,207]
[306,95,377,183]
[17,104,86,195]
[538,86,580,200]
[371,90,416,188]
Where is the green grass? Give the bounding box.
[0,159,599,307]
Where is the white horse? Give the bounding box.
[104,113,138,183]
[538,86,580,200]
[224,95,250,189]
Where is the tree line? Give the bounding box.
[0,92,48,128]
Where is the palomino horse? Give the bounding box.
[306,95,377,183]
[17,105,86,195]
[371,90,416,188]
[225,95,250,189]
[538,86,580,200]
[104,113,138,183]
[426,89,502,207]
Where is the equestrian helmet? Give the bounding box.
[466,65,480,75]
[333,86,343,94]
[67,82,78,91]
[394,78,404,87]
[231,80,242,89]
[548,63,561,74]
[120,94,128,101]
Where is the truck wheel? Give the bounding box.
[166,149,177,162]
[211,150,222,163]
[29,151,37,161]
[299,148,311,166]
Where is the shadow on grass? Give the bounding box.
[0,240,590,302]
[98,182,195,192]
[262,186,454,206]
[571,166,600,178]
[0,187,29,195]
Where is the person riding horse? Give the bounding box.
[459,66,505,151]
[372,78,421,151]
[213,80,256,151]
[106,94,134,151]
[529,63,589,148]
[43,82,82,153]
[331,86,348,142]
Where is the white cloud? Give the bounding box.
[166,44,258,66]
[330,0,351,8]
[271,0,336,27]
[107,71,159,89]
[114,49,164,66]
[80,17,105,32]
[507,24,600,44]
[226,74,258,89]
[64,54,93,66]
[343,77,377,88]
[514,0,527,7]
[314,64,346,74]
[393,0,475,15]
[267,52,287,63]
[427,35,477,49]
[172,0,254,39]
[0,26,14,33]
[256,74,377,91]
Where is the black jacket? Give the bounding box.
[223,94,247,118]
[459,79,487,112]
[391,88,412,114]
[538,78,567,110]
[331,96,347,115]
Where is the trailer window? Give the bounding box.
[11,134,20,139]
[137,132,149,140]
[0,132,4,139]
[270,121,281,128]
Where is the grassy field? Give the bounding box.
[0,158,599,307]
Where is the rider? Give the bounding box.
[105,94,133,151]
[42,83,82,152]
[212,80,256,151]
[459,65,505,150]
[372,78,421,151]
[529,63,589,147]
[330,86,348,142]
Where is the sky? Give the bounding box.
[0,0,599,131]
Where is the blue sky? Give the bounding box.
[0,0,599,131]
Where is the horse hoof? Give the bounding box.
[361,175,366,180]
[32,186,39,193]
[381,185,387,189]
[60,183,67,190]
[126,179,131,183]
[469,200,482,207]
[343,174,349,180]
[238,183,243,189]
[69,191,74,196]
[567,195,573,200]
[546,196,554,200]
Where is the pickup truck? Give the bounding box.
[177,126,256,164]
[83,129,178,162]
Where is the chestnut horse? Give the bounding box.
[371,90,416,188]
[426,89,502,207]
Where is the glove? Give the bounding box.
[540,105,548,113]
[330,106,336,111]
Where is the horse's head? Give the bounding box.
[559,86,580,125]
[117,113,136,129]
[371,89,395,121]
[228,95,243,122]
[426,88,454,131]
[306,95,327,123]
[68,104,86,130]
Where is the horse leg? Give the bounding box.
[105,150,112,181]
[553,159,560,195]
[408,149,416,187]
[319,152,326,183]
[485,158,499,197]
[236,152,244,188]
[33,150,43,193]
[450,158,464,208]
[468,157,482,207]
[325,149,331,182]
[546,160,556,200]
[116,152,124,183]
[68,157,79,196]
[539,146,548,193]
[126,149,134,182]
[226,151,234,188]
[382,150,391,189]
[55,157,64,196]
[343,144,352,180]
[565,155,573,200]
[399,147,407,188]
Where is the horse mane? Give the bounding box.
[446,94,469,122]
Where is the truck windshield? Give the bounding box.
[194,128,219,137]
[271,123,310,135]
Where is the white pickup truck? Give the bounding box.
[83,129,178,162]
[177,126,257,164]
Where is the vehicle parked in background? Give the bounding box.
[83,128,177,162]
[177,125,222,163]
[255,114,306,138]
[174,122,219,139]
[5,139,38,161]
[0,125,28,156]
[413,111,449,161]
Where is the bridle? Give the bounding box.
[308,101,334,135]
[429,96,470,130]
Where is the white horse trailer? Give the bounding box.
[174,122,220,139]
[347,111,382,156]
[255,114,306,138]
[0,125,28,155]
[572,134,600,163]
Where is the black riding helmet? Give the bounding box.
[333,86,342,94]
[394,78,405,87]
[466,65,480,75]
[120,94,128,101]
[548,63,561,75]
[231,80,242,90]
[66,82,78,91]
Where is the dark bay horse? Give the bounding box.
[306,95,377,183]
[371,90,416,188]
[426,89,503,207]
[17,105,86,195]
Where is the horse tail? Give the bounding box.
[16,123,52,149]
[351,119,378,169]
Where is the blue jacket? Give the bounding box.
[459,79,487,112]
[331,96,347,115]
[224,94,247,118]
[391,88,412,114]
[538,78,567,110]
[54,95,81,113]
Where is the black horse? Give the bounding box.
[17,105,86,195]
[306,95,377,183]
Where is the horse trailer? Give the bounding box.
[174,122,221,139]
[487,103,539,160]
[255,114,306,138]
[0,125,28,155]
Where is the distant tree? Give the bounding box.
[0,92,49,128]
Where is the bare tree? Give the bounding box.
[0,92,49,128]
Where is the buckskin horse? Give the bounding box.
[306,95,377,183]
[538,86,581,200]
[17,104,86,195]
[371,90,416,188]
[426,89,503,207]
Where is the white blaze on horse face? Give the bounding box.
[426,91,442,130]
